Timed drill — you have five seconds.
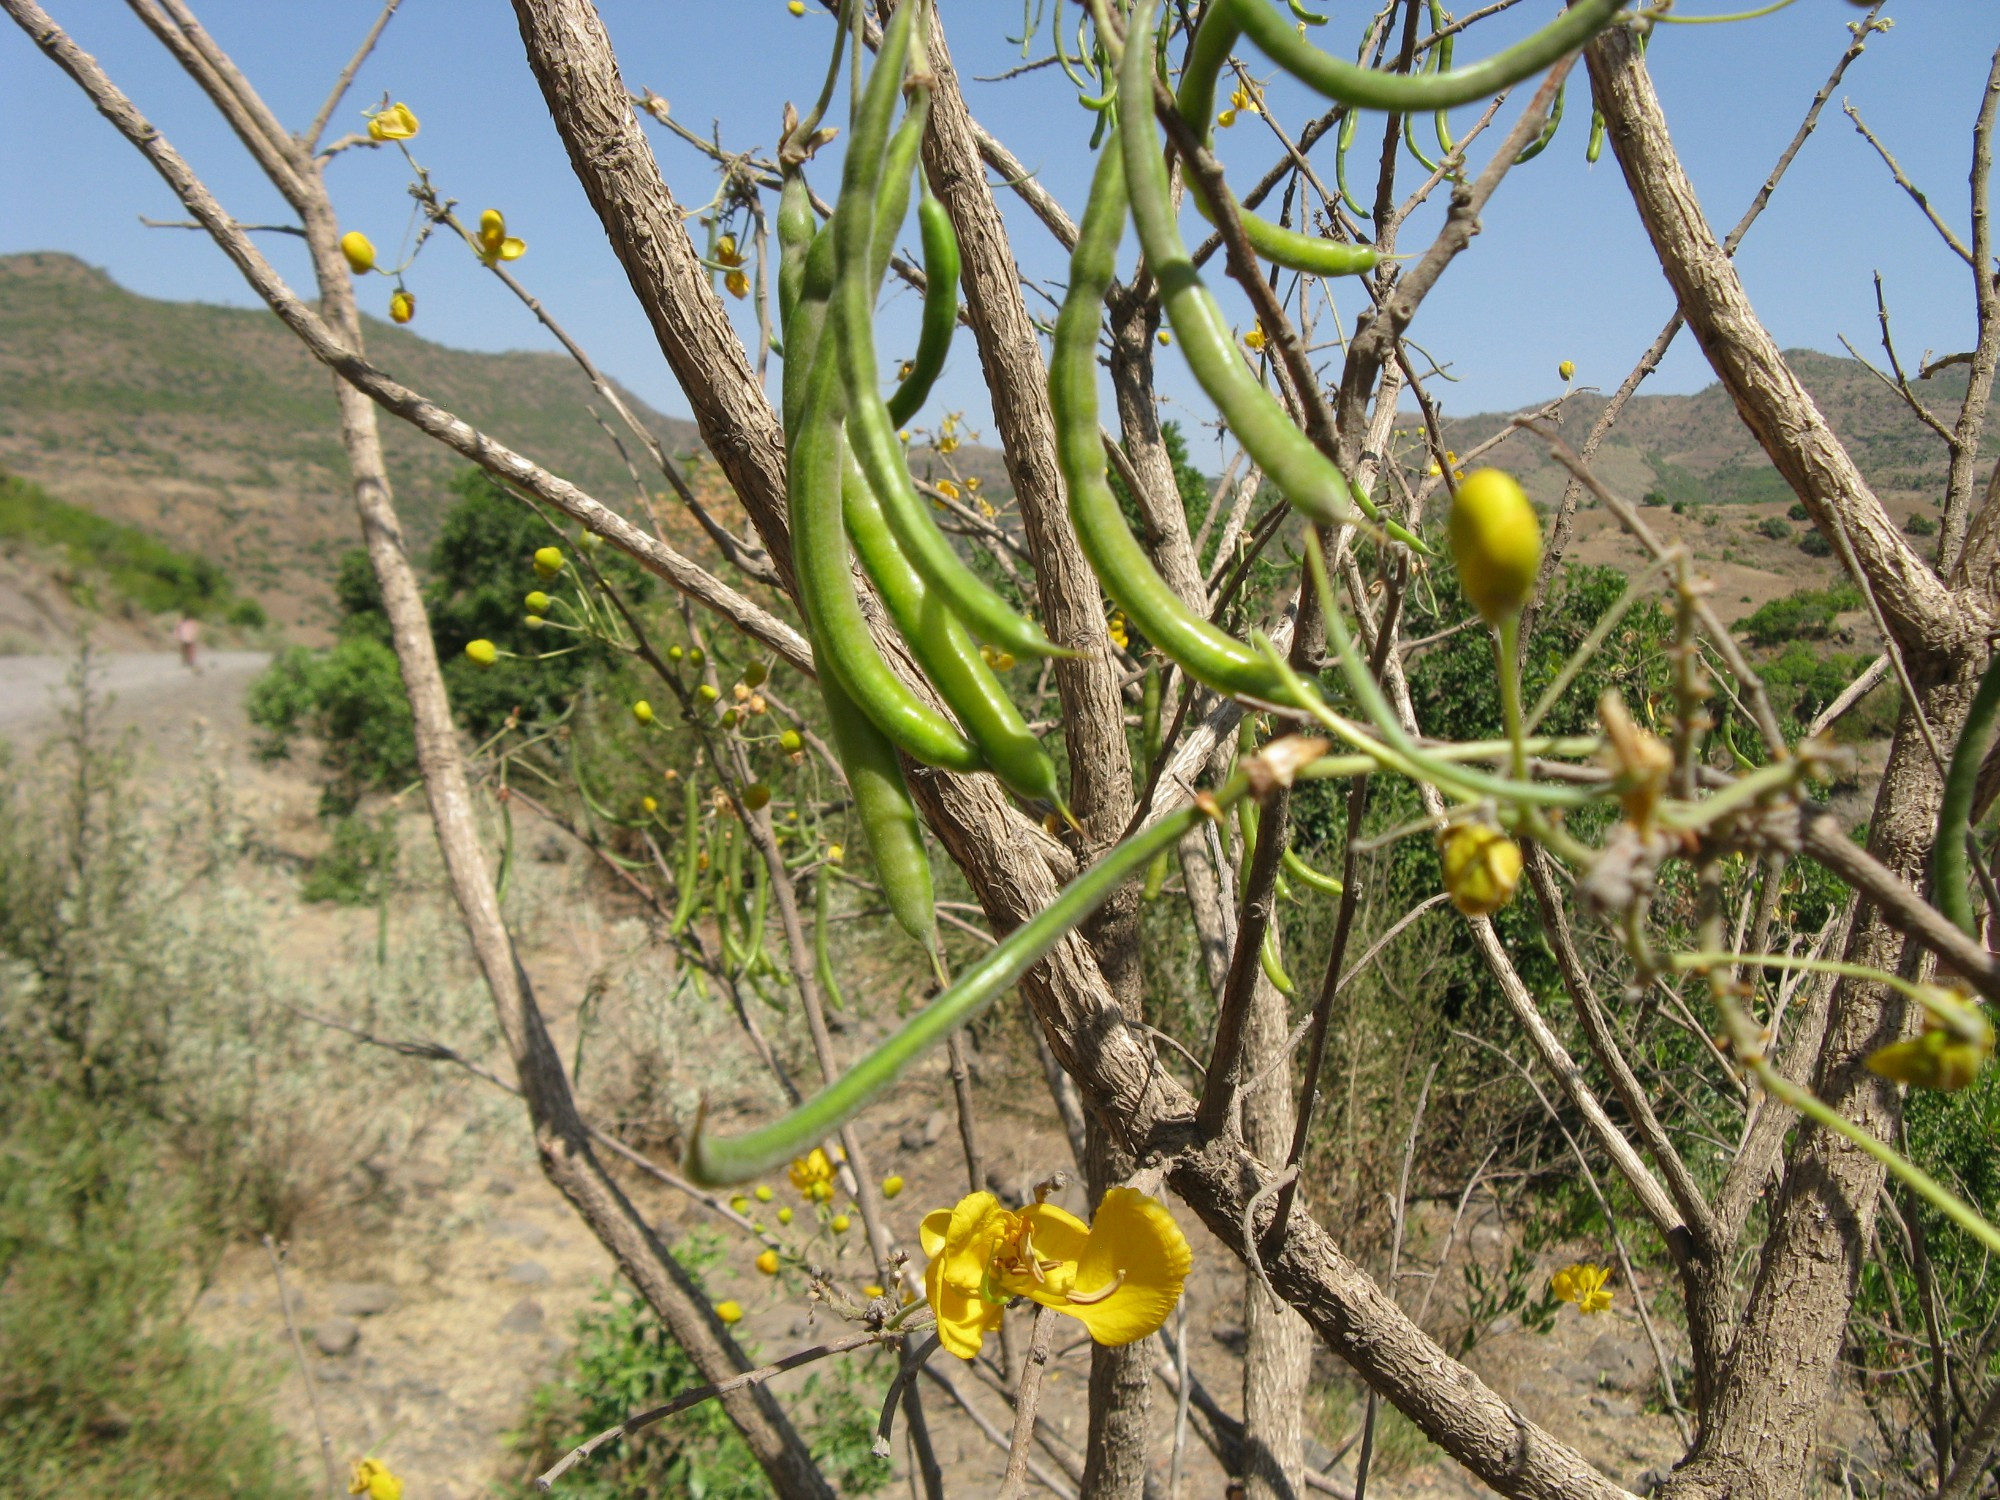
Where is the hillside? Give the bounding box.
[0,252,702,634]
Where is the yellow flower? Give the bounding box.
[881,1174,905,1199]
[525,590,552,613]
[715,1299,745,1324]
[754,1183,774,1202]
[1868,1012,1994,1091]
[389,288,415,324]
[863,1282,885,1297]
[715,234,745,268]
[1158,330,1172,346]
[1242,325,1266,353]
[339,231,376,274]
[1107,611,1129,650]
[789,0,806,13]
[633,700,655,725]
[465,639,497,667]
[826,843,844,864]
[831,1213,852,1233]
[777,1205,794,1225]
[1550,1263,1614,1315]
[475,208,527,267]
[1449,467,1542,627]
[642,795,658,814]
[756,1249,780,1275]
[938,434,959,455]
[349,1458,403,1500]
[936,479,961,501]
[1440,822,1522,917]
[1558,359,1576,383]
[533,546,564,579]
[1217,108,1238,128]
[366,102,419,142]
[1230,85,1261,117]
[725,268,750,300]
[731,1193,751,1213]
[920,1187,1190,1360]
[789,1148,837,1202]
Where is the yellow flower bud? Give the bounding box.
[525,590,552,613]
[725,269,749,299]
[533,546,564,579]
[755,1184,774,1202]
[339,231,376,274]
[777,1205,794,1224]
[720,708,740,728]
[668,644,684,662]
[789,0,806,13]
[1559,359,1576,383]
[1158,330,1172,345]
[743,783,773,811]
[826,843,844,865]
[1448,468,1542,627]
[715,1299,744,1324]
[1217,108,1238,128]
[1243,325,1266,352]
[465,639,497,667]
[349,1457,404,1500]
[1440,822,1523,917]
[830,1214,851,1234]
[689,647,706,666]
[642,795,659,814]
[743,660,768,688]
[389,289,415,324]
[731,1194,751,1213]
[1867,1028,1990,1091]
[633,700,655,724]
[881,1174,904,1199]
[779,729,803,753]
[476,208,526,266]
[698,682,721,702]
[757,1249,781,1275]
[366,102,419,142]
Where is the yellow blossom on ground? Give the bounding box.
[715,1299,744,1324]
[864,1284,884,1298]
[922,1188,1190,1360]
[881,1175,905,1199]
[389,288,415,324]
[349,1458,403,1500]
[777,1206,794,1225]
[755,1184,774,1202]
[831,1213,851,1234]
[1550,1263,1614,1314]
[789,1148,837,1202]
[826,844,844,865]
[756,1249,780,1275]
[366,102,419,142]
[731,1193,750,1213]
[339,231,376,274]
[475,208,527,267]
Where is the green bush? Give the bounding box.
[1906,512,1938,537]
[1787,501,1809,522]
[1800,530,1832,557]
[509,1254,892,1499]
[1756,516,1792,542]
[300,808,399,906]
[247,637,415,815]
[1735,583,1863,648]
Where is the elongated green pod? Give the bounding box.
[778,169,815,335]
[1514,78,1565,164]
[687,780,1240,1184]
[815,867,850,1012]
[821,666,937,950]
[1282,844,1344,896]
[784,222,837,438]
[1334,105,1369,218]
[1055,138,1297,704]
[670,775,702,937]
[792,309,985,773]
[1935,653,2000,937]
[870,92,930,296]
[885,191,960,426]
[843,447,1066,810]
[1586,106,1606,163]
[1182,0,1627,120]
[1122,5,1426,550]
[1260,925,1298,997]
[831,6,1065,659]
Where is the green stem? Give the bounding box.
[1935,651,2000,937]
[1496,615,1525,782]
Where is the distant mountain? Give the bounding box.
[0,252,702,633]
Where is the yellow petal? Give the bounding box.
[500,236,527,262]
[1057,1187,1190,1347]
[926,1249,1004,1359]
[367,102,419,142]
[1868,1029,1987,1091]
[939,1192,1010,1292]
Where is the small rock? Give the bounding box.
[406,1160,451,1194]
[499,1297,546,1335]
[486,1176,518,1196]
[330,1281,396,1318]
[314,1317,361,1357]
[492,1216,550,1249]
[1588,1330,1652,1391]
[86,1405,134,1441]
[505,1260,552,1286]
[923,1109,948,1146]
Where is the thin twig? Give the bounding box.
[262,1235,342,1500]
[996,1306,1056,1500]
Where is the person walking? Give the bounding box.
[175,613,201,673]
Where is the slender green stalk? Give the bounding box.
[1934,651,2000,936]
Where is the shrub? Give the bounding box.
[1788,501,1809,521]
[1757,516,1792,542]
[1735,584,1864,648]
[1800,530,1832,557]
[1906,513,1938,537]
[247,637,415,815]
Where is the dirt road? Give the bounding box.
[0,650,271,743]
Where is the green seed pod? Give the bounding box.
[743,660,768,688]
[697,683,721,703]
[743,782,773,811]
[779,729,804,754]
[632,700,655,725]
[1449,468,1542,627]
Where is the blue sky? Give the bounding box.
[3,2,1993,474]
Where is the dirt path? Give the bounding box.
[0,650,271,743]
